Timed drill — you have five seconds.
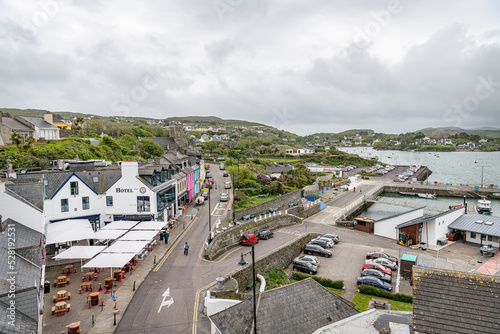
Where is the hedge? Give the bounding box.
[291,272,344,289]
[358,285,413,303]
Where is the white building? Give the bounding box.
[16,114,60,140]
[374,208,424,241]
[449,214,500,248]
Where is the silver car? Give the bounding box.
[365,258,397,271]
[295,255,320,267]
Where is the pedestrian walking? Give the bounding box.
[111,291,118,309]
[164,231,169,244]
[184,242,189,256]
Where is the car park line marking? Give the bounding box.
[192,280,217,334]
[211,203,221,216]
[154,217,197,272]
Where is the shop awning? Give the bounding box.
[53,246,106,260]
[100,221,140,230]
[82,253,135,269]
[132,221,167,231]
[119,230,158,241]
[94,230,127,240]
[101,240,149,254]
[46,219,95,245]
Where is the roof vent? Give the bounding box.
[475,221,484,224]
[485,221,493,226]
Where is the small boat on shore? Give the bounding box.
[418,193,437,199]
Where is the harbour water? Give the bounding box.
[338,147,500,218]
[339,147,500,186]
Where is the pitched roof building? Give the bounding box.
[209,278,359,334]
[413,266,500,334]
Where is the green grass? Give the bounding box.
[324,287,343,296]
[267,158,302,163]
[236,194,280,210]
[351,292,413,312]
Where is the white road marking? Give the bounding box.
[157,287,174,313]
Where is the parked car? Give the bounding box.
[309,239,330,249]
[293,259,318,275]
[366,251,398,265]
[224,182,231,189]
[220,193,229,202]
[361,268,392,284]
[362,262,392,276]
[365,258,397,271]
[304,244,332,258]
[294,255,320,267]
[202,191,209,200]
[258,230,274,240]
[357,276,392,291]
[223,171,229,177]
[219,164,225,170]
[206,171,212,178]
[314,237,334,248]
[241,233,259,245]
[321,234,340,244]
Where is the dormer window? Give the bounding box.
[70,181,79,195]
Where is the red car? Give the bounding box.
[241,233,259,245]
[362,262,392,276]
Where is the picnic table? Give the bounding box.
[80,282,93,292]
[62,265,74,275]
[52,301,70,316]
[54,276,69,288]
[83,272,94,281]
[53,290,71,303]
[66,321,81,334]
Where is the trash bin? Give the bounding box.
[44,281,50,294]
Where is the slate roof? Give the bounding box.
[374,207,425,223]
[0,296,38,334]
[413,266,500,334]
[16,116,58,129]
[448,214,500,237]
[4,179,44,211]
[210,278,359,334]
[146,137,177,150]
[1,117,33,131]
[0,219,41,249]
[396,207,464,228]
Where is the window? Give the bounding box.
[471,232,476,239]
[482,234,486,241]
[106,196,113,207]
[70,181,78,195]
[488,235,493,242]
[82,197,90,210]
[137,196,150,212]
[61,199,69,212]
[357,221,366,226]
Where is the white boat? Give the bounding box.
[477,197,492,214]
[417,193,437,199]
[434,154,440,157]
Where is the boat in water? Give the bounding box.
[417,193,437,199]
[477,197,492,214]
[399,192,417,196]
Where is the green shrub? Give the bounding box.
[358,285,412,303]
[291,272,344,289]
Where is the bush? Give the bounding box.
[291,272,344,289]
[358,285,412,303]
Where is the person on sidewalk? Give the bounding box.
[184,242,189,256]
[354,187,356,192]
[164,231,169,244]
[111,291,118,309]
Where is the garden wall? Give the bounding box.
[234,189,302,221]
[206,201,321,260]
[229,232,321,292]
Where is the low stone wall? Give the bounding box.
[234,190,302,221]
[229,232,321,292]
[206,202,321,260]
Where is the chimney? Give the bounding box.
[43,112,53,124]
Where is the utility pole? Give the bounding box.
[232,171,235,222]
[252,243,257,334]
[208,184,212,243]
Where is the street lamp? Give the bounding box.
[208,182,212,243]
[232,171,235,222]
[237,243,257,334]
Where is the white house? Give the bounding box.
[16,114,60,141]
[374,208,424,241]
[449,214,500,248]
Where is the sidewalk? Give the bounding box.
[90,205,200,334]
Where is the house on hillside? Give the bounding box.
[0,116,34,144]
[266,166,293,178]
[15,113,60,141]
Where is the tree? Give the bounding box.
[71,117,85,137]
[10,132,23,153]
[138,139,163,159]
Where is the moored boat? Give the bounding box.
[399,192,417,196]
[417,193,437,199]
[477,197,492,214]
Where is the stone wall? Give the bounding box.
[206,201,321,260]
[229,232,321,292]
[234,190,302,221]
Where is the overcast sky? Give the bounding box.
[1,1,499,135]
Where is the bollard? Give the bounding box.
[92,314,95,327]
[154,255,156,265]
[133,281,136,291]
[114,312,117,326]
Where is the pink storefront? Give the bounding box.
[187,170,195,201]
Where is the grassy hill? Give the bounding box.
[416,127,500,138]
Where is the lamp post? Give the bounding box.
[208,183,212,243]
[237,243,257,334]
[232,171,235,222]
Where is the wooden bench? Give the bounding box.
[372,298,389,310]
